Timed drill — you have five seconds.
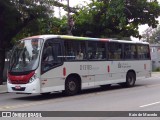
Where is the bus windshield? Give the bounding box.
[9,38,43,72]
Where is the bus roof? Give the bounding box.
[24,35,149,44]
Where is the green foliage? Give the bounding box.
[153,67,160,72]
[13,17,65,42]
[141,27,153,43]
[71,0,160,38]
[1,0,160,46]
[11,0,76,42]
[0,0,55,47]
[141,25,160,43]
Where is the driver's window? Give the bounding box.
[41,40,62,73]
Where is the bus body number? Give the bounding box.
[80,65,92,70]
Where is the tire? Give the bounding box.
[120,72,136,87]
[65,76,80,96]
[126,72,136,87]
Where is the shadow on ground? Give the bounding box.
[13,84,145,101]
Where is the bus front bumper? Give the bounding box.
[7,78,40,94]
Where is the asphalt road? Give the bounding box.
[0,74,160,120]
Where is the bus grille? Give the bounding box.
[12,87,26,91]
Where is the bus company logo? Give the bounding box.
[2,112,12,117]
[118,63,131,68]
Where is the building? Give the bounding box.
[150,44,160,71]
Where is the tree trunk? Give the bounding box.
[0,28,5,85]
[0,49,5,85]
[0,5,6,85]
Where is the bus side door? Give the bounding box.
[107,42,125,82]
[40,39,64,93]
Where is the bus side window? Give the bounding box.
[108,43,122,60]
[64,40,86,61]
[42,41,62,72]
[109,51,115,59]
[76,50,84,60]
[43,43,53,62]
[124,44,137,60]
[88,41,106,60]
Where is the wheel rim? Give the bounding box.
[68,81,76,91]
[128,75,134,85]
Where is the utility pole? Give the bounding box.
[67,0,72,35]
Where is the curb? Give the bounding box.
[0,84,7,94]
[152,72,160,77]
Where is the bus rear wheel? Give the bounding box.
[65,76,80,96]
[120,72,136,87]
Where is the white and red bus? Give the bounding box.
[7,35,151,95]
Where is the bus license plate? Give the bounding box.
[15,86,21,89]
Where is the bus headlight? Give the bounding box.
[7,78,11,83]
[29,73,37,83]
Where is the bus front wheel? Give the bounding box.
[65,76,80,96]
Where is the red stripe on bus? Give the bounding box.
[144,64,146,70]
[63,67,66,76]
[108,65,110,73]
[100,39,109,42]
[8,71,35,84]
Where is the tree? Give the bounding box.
[141,27,154,42]
[13,17,64,41]
[144,26,160,43]
[0,0,54,84]
[71,0,160,38]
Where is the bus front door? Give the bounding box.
[40,40,64,93]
